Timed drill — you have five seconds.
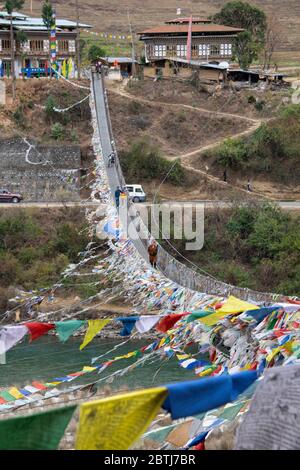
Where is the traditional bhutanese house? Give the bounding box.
[0,10,91,78]
[141,55,229,82]
[139,17,244,65]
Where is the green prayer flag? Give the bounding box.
[186,311,214,323]
[55,320,85,343]
[0,405,76,450]
[0,391,15,402]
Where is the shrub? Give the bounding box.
[254,100,266,111]
[120,139,186,186]
[45,95,57,121]
[216,138,247,169]
[247,95,256,104]
[51,122,65,140]
[12,106,26,128]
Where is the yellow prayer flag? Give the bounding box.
[79,319,111,350]
[266,347,281,363]
[216,296,259,315]
[75,387,168,450]
[199,311,229,327]
[82,366,97,373]
[8,388,25,400]
[61,59,67,78]
[68,57,73,75]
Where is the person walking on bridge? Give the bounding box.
[115,186,121,209]
[148,240,158,269]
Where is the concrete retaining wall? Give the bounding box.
[0,138,81,201]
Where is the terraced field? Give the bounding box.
[24,0,300,53]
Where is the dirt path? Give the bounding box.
[108,82,269,199]
[109,82,261,124]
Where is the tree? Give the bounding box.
[16,30,28,80]
[213,1,267,68]
[5,0,25,101]
[88,44,106,63]
[42,0,54,78]
[216,138,247,169]
[261,16,283,70]
[233,31,260,69]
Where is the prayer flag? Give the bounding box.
[0,325,28,353]
[118,317,139,337]
[76,387,168,450]
[79,319,111,350]
[24,322,55,342]
[163,371,257,419]
[0,405,76,450]
[55,320,85,343]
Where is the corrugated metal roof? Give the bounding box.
[101,57,137,64]
[168,57,229,69]
[0,13,91,29]
[0,11,28,19]
[139,24,244,35]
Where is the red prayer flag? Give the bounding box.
[156,313,188,333]
[31,381,47,390]
[194,441,205,450]
[24,322,55,341]
[0,398,7,405]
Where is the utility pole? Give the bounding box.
[75,0,81,79]
[127,10,136,77]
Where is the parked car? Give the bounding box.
[125,185,146,203]
[0,189,23,204]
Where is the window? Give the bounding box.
[221,44,232,57]
[154,45,166,58]
[176,44,187,57]
[198,44,210,57]
[58,40,69,53]
[30,40,44,52]
[210,45,220,56]
[2,40,11,51]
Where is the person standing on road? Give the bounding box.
[148,240,158,269]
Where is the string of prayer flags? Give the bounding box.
[24,322,55,342]
[79,319,111,350]
[75,387,168,450]
[55,320,86,342]
[0,405,76,450]
[162,371,258,420]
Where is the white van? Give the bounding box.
[126,184,146,203]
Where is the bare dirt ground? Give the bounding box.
[107,80,300,201]
[1,79,92,148]
[108,91,250,157]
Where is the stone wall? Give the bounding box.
[0,138,81,201]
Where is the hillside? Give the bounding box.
[23,0,300,55]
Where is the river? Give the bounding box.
[0,336,193,391]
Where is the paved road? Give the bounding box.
[1,200,299,211]
[137,200,300,211]
[0,202,101,209]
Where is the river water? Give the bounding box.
[0,336,193,391]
